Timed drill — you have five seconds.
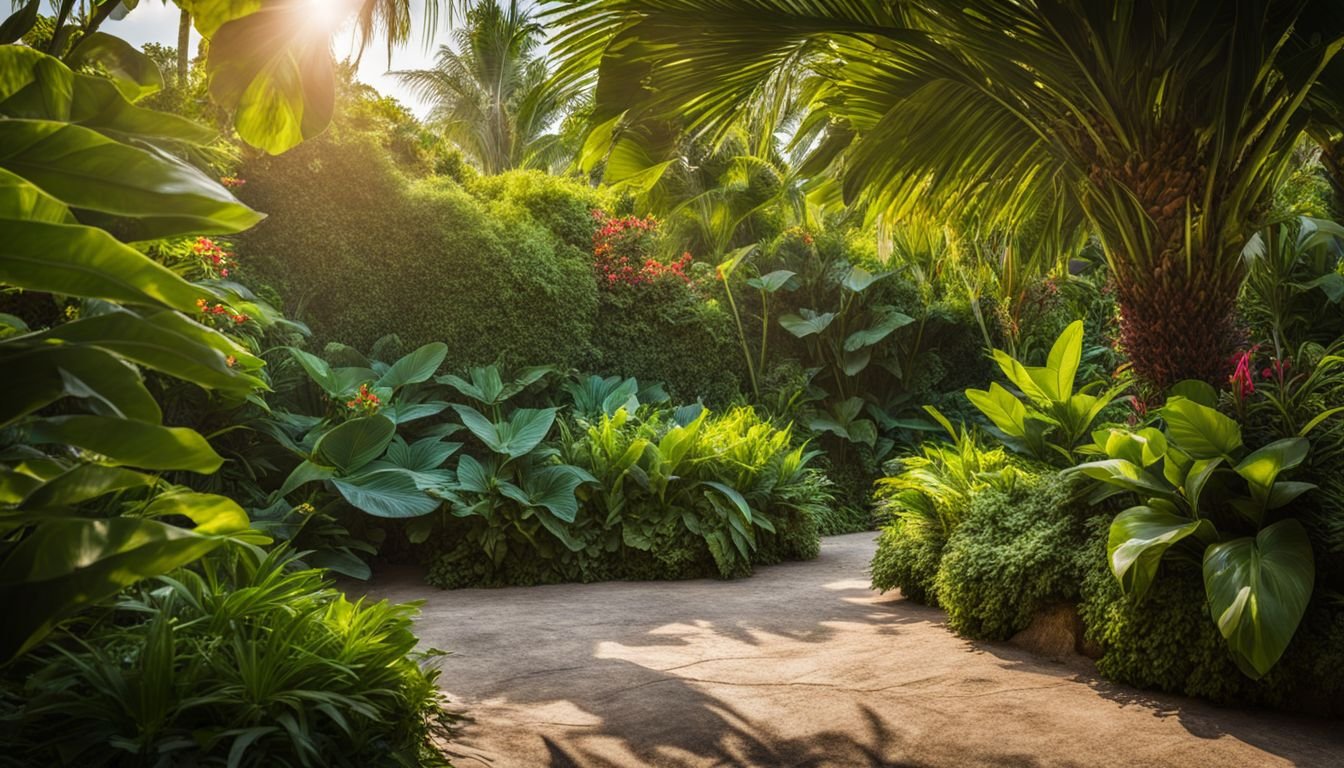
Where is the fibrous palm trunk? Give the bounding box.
[176,9,191,86]
[1091,131,1243,392]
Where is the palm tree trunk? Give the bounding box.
[176,8,191,87]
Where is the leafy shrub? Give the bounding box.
[933,471,1101,640]
[592,274,745,405]
[870,414,1021,603]
[236,136,599,370]
[1079,524,1344,714]
[0,548,450,767]
[424,405,829,587]
[468,170,608,250]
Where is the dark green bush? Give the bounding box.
[933,471,1100,640]
[1079,522,1344,714]
[236,135,598,371]
[869,520,945,605]
[592,279,745,405]
[0,548,449,767]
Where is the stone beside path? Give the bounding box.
[364,533,1344,767]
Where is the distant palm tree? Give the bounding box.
[395,0,581,174]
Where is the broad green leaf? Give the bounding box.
[1108,504,1214,601]
[437,366,505,404]
[1168,379,1218,408]
[0,166,72,223]
[1041,319,1083,401]
[841,265,889,292]
[206,4,337,154]
[69,72,217,144]
[0,0,40,45]
[1204,520,1315,679]
[332,471,439,518]
[275,459,335,499]
[313,415,396,473]
[701,480,753,525]
[0,217,206,312]
[990,349,1049,404]
[67,32,164,102]
[843,310,915,351]
[453,405,556,458]
[286,347,343,397]
[0,119,262,238]
[34,310,260,396]
[745,269,796,293]
[1183,458,1224,516]
[1161,396,1243,459]
[375,342,447,390]
[1072,458,1172,497]
[965,382,1027,438]
[1234,438,1309,507]
[21,464,153,508]
[3,344,160,427]
[498,465,590,523]
[142,491,252,536]
[189,0,263,36]
[27,415,223,473]
[779,309,835,337]
[841,347,871,375]
[715,243,756,281]
[454,454,493,494]
[0,517,225,661]
[1266,481,1316,510]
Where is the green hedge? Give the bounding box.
[591,278,745,405]
[933,472,1100,640]
[236,135,598,371]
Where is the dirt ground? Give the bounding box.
[364,533,1344,767]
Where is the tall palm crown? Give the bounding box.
[551,0,1344,390]
[397,0,579,174]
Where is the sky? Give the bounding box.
[99,0,488,117]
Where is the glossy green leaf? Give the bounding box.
[965,382,1028,438]
[1204,520,1315,679]
[0,517,225,662]
[1161,396,1243,459]
[2,344,160,427]
[0,0,40,45]
[375,342,447,390]
[27,415,224,473]
[1234,437,1309,506]
[1168,379,1219,408]
[67,32,164,102]
[745,269,796,292]
[142,490,252,536]
[313,416,396,474]
[1041,319,1083,402]
[0,119,262,238]
[843,310,915,351]
[21,464,153,509]
[841,265,888,292]
[453,405,556,458]
[206,4,337,154]
[1108,504,1214,602]
[778,308,835,337]
[332,471,439,518]
[498,465,590,523]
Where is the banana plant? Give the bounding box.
[0,41,275,663]
[1069,396,1317,678]
[966,320,1128,465]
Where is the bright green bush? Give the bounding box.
[424,404,829,588]
[869,418,1021,603]
[933,471,1100,640]
[468,170,608,249]
[236,136,598,371]
[0,548,449,767]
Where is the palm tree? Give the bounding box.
[395,0,581,174]
[551,0,1344,391]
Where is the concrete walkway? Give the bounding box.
[366,533,1344,767]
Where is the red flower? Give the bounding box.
[1229,347,1257,398]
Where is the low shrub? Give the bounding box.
[423,404,829,588]
[869,418,1020,603]
[933,471,1101,640]
[468,170,607,250]
[0,548,450,767]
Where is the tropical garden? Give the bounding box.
[1,0,1343,764]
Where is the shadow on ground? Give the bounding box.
[363,534,1344,768]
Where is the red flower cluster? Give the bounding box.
[193,237,238,279]
[346,383,382,415]
[784,226,815,246]
[1229,346,1258,398]
[196,298,248,325]
[220,176,246,189]
[591,210,693,287]
[1262,356,1291,382]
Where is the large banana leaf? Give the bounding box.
[26,415,225,473]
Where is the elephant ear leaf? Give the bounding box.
[375,342,447,390]
[1107,504,1214,602]
[1203,520,1314,679]
[313,415,395,473]
[67,32,164,102]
